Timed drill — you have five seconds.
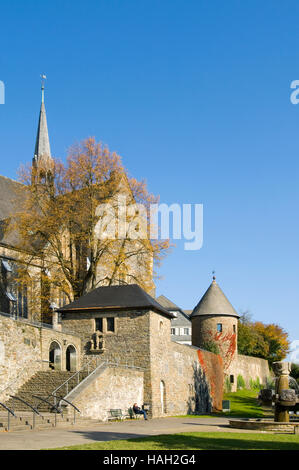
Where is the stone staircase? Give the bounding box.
[0,410,100,432]
[4,370,88,413]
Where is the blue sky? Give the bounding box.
[0,0,299,350]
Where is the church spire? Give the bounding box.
[32,75,54,185]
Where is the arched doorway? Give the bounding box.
[49,341,62,370]
[160,380,166,414]
[66,345,76,372]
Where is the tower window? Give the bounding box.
[233,324,236,333]
[217,323,222,332]
[230,375,234,384]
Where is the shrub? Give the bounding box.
[249,377,262,390]
[265,376,275,390]
[237,374,246,390]
[224,376,232,393]
[201,340,220,356]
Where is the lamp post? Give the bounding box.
[50,302,59,329]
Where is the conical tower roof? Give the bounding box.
[191,277,239,318]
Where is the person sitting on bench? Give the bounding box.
[133,403,148,420]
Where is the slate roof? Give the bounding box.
[34,101,51,161]
[57,284,174,318]
[0,175,26,221]
[191,278,239,318]
[156,294,192,324]
[156,295,181,311]
[0,175,28,246]
[183,309,192,316]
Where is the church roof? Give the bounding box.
[0,175,25,221]
[0,176,27,246]
[32,84,53,173]
[34,102,51,159]
[190,277,239,318]
[58,284,175,318]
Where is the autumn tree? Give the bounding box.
[10,137,169,316]
[238,312,290,365]
[253,322,289,364]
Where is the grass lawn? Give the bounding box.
[221,389,265,418]
[51,390,295,451]
[173,389,266,419]
[51,432,299,450]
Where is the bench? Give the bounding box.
[128,407,142,419]
[107,409,128,421]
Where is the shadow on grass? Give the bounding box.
[125,433,299,450]
[58,431,299,450]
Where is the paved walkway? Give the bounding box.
[0,417,256,450]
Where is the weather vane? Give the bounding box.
[212,270,216,281]
[40,74,47,102]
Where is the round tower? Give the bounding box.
[191,276,240,382]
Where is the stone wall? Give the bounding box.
[148,311,223,417]
[0,315,81,402]
[61,308,223,418]
[197,349,224,411]
[233,354,270,388]
[0,315,42,402]
[69,365,144,421]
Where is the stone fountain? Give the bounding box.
[229,361,299,433]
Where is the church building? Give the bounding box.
[0,83,270,426]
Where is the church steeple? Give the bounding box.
[32,75,54,185]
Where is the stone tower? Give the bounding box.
[190,276,240,377]
[31,76,54,186]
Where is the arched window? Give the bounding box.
[66,345,77,372]
[49,341,62,370]
[17,283,28,318]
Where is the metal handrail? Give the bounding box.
[9,395,42,429]
[0,401,16,417]
[51,357,104,406]
[0,310,79,336]
[51,359,145,407]
[9,396,42,416]
[32,395,62,414]
[32,395,63,427]
[107,362,146,370]
[0,401,17,431]
[58,397,80,413]
[58,398,80,424]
